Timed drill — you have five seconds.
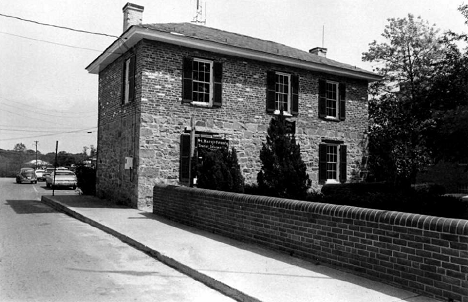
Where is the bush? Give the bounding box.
[321,182,395,196]
[257,114,311,199]
[195,147,244,193]
[75,164,96,195]
[319,182,467,219]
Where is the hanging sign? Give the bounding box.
[196,137,229,152]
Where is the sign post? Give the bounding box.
[52,141,58,196]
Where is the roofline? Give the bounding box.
[86,26,382,82]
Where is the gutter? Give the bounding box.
[86,26,382,82]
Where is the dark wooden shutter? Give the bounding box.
[121,59,127,104]
[318,79,326,118]
[213,62,223,108]
[291,74,299,116]
[182,57,193,103]
[339,145,347,183]
[180,134,191,182]
[266,71,276,113]
[128,55,136,103]
[319,144,327,183]
[339,83,346,121]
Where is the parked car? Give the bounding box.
[45,170,77,189]
[35,169,46,181]
[42,167,56,180]
[16,168,37,184]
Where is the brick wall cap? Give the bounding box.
[154,184,468,235]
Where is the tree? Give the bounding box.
[195,147,244,193]
[425,6,468,164]
[89,145,97,158]
[257,114,311,199]
[13,143,26,152]
[363,15,445,186]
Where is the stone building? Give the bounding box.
[86,3,381,209]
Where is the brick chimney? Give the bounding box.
[123,3,144,32]
[309,47,327,57]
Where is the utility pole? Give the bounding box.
[34,141,38,170]
[53,141,58,196]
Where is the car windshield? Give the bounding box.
[55,171,75,176]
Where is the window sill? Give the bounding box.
[325,179,340,184]
[320,116,340,122]
[273,110,292,117]
[190,101,213,108]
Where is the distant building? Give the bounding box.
[86,3,381,208]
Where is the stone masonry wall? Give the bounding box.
[137,40,369,205]
[154,184,468,302]
[96,43,142,208]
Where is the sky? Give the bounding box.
[0,0,466,154]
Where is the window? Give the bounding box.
[122,55,136,104]
[182,57,222,107]
[319,79,346,120]
[319,142,347,184]
[266,71,299,115]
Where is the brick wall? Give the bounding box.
[153,184,468,302]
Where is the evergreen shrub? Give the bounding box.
[75,164,96,195]
[257,114,311,199]
[195,147,244,193]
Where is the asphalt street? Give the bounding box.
[0,178,234,302]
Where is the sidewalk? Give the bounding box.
[41,194,439,302]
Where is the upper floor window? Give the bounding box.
[122,55,136,104]
[266,71,299,116]
[319,142,347,184]
[182,57,222,107]
[319,79,346,121]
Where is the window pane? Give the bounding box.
[192,59,212,103]
[275,73,290,111]
[326,145,338,180]
[326,82,338,117]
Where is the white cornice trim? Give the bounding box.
[86,26,382,82]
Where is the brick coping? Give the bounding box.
[157,184,468,235]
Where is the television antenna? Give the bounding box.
[192,0,206,25]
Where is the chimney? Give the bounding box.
[309,47,327,57]
[123,3,144,32]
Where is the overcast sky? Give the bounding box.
[0,0,466,154]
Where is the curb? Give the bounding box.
[41,196,260,302]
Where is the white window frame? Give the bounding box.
[274,72,292,116]
[325,80,339,120]
[325,143,340,184]
[191,58,214,107]
[123,58,131,104]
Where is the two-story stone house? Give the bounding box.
[86,3,381,209]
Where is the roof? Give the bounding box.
[86,22,381,81]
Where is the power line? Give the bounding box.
[0,128,90,133]
[0,108,91,126]
[0,96,96,115]
[0,127,97,142]
[0,31,107,53]
[0,12,119,38]
[2,102,97,118]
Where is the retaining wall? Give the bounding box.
[153,184,468,302]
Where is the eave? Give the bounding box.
[86,26,382,82]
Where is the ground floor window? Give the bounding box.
[319,142,347,184]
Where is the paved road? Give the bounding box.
[0,178,234,302]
